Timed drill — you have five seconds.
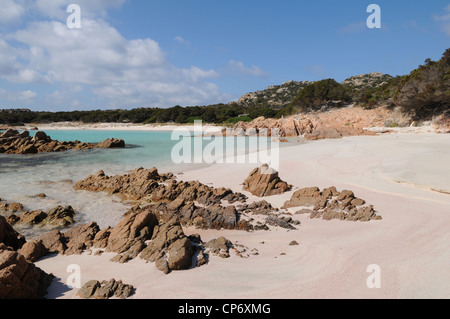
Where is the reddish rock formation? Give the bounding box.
[0,129,125,154]
[140,217,196,274]
[6,204,76,230]
[77,279,134,299]
[75,167,246,205]
[283,186,381,222]
[0,244,54,299]
[227,106,402,140]
[0,216,26,250]
[242,164,292,197]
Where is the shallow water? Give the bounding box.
[0,129,292,239]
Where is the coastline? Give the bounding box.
[33,129,450,299]
[23,122,225,133]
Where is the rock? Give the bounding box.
[0,216,26,250]
[140,218,195,274]
[289,241,299,246]
[106,209,158,254]
[18,210,48,225]
[32,131,51,142]
[32,193,47,199]
[64,222,100,255]
[265,216,298,230]
[93,228,111,249]
[44,206,76,228]
[38,230,67,254]
[282,186,381,222]
[77,279,134,299]
[337,190,355,201]
[242,164,292,197]
[282,187,321,208]
[0,130,126,154]
[0,129,19,138]
[77,280,101,299]
[0,244,54,299]
[204,237,232,258]
[7,202,24,212]
[17,240,48,263]
[96,138,126,149]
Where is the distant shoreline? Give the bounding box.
[3,122,225,133]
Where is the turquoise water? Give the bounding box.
[0,129,291,238]
[0,130,195,237]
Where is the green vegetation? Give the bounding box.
[1,49,448,125]
[0,104,284,126]
[277,79,353,116]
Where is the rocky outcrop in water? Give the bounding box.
[0,129,126,154]
[5,203,76,230]
[242,164,291,197]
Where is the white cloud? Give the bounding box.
[226,60,268,78]
[5,17,226,108]
[338,21,367,33]
[0,88,37,101]
[0,0,25,24]
[174,36,189,45]
[434,5,450,36]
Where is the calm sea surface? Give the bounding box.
[0,129,293,238]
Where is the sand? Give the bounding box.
[26,122,224,133]
[35,130,450,299]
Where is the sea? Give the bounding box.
[0,129,294,238]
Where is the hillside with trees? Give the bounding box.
[1,48,448,126]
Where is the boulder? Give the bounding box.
[204,237,232,258]
[64,222,100,255]
[18,240,49,263]
[106,209,158,254]
[140,218,196,274]
[44,206,76,228]
[38,230,67,254]
[0,244,54,299]
[242,164,292,197]
[0,216,26,250]
[77,279,134,299]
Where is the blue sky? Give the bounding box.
[0,0,449,111]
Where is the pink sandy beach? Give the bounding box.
[35,129,450,299]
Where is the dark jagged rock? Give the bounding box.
[6,204,76,230]
[0,216,26,251]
